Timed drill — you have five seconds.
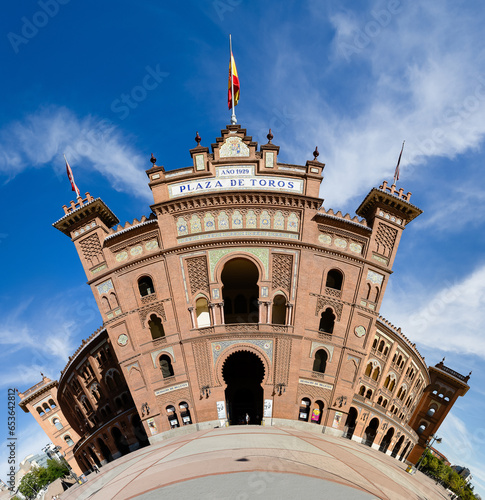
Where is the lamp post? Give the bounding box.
[416,434,442,471]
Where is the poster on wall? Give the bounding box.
[146,418,158,435]
[311,408,321,423]
[263,399,273,418]
[217,401,226,419]
[332,411,343,428]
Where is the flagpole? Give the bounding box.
[230,34,237,125]
[393,140,405,185]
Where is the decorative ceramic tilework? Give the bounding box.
[260,210,271,229]
[246,210,257,228]
[367,270,384,285]
[212,288,220,299]
[116,251,128,262]
[208,247,269,280]
[177,217,188,236]
[195,154,205,170]
[349,243,362,254]
[204,213,215,231]
[179,231,299,244]
[334,238,347,249]
[219,136,250,157]
[318,234,332,245]
[130,245,143,256]
[274,211,284,230]
[190,214,201,233]
[373,254,388,265]
[232,210,243,228]
[91,264,107,275]
[261,286,269,297]
[212,339,273,364]
[218,211,229,230]
[97,279,113,295]
[287,212,299,232]
[145,240,159,251]
[265,152,274,168]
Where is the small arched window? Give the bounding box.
[319,308,335,334]
[36,407,44,416]
[312,349,328,373]
[43,403,51,413]
[326,269,343,290]
[271,295,287,325]
[389,379,396,391]
[427,407,436,417]
[371,366,380,381]
[365,389,373,399]
[160,355,174,379]
[49,399,56,409]
[149,314,165,340]
[382,399,388,408]
[138,276,155,297]
[196,297,211,328]
[378,340,385,353]
[53,418,63,431]
[365,362,373,377]
[417,423,427,434]
[377,396,383,405]
[372,338,378,349]
[359,385,366,396]
[64,435,75,447]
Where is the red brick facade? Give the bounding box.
[20,124,470,472]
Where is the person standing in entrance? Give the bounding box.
[245,413,250,425]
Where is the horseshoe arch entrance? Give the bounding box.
[222,350,264,425]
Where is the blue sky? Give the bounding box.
[1,0,485,494]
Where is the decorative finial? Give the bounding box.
[150,153,156,166]
[195,131,201,146]
[313,146,319,161]
[41,372,44,378]
[267,128,273,144]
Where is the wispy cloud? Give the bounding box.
[0,289,100,390]
[247,1,485,210]
[0,106,151,200]
[383,263,485,358]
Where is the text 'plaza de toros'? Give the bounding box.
[18,125,470,475]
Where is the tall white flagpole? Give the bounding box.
[230,34,237,125]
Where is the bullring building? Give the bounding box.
[18,125,470,475]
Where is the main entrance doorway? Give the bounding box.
[223,351,264,425]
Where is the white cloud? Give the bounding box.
[247,1,485,211]
[0,106,151,200]
[383,263,485,358]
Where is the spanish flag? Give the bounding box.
[228,51,240,109]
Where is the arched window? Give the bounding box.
[149,314,165,339]
[101,296,110,312]
[319,308,335,333]
[115,397,122,409]
[389,379,396,391]
[382,399,388,408]
[64,435,75,447]
[359,385,366,396]
[417,423,427,434]
[271,295,287,325]
[365,389,373,399]
[377,396,383,405]
[378,340,385,353]
[53,418,63,431]
[384,375,391,388]
[372,337,378,349]
[312,349,328,373]
[371,366,380,381]
[138,276,155,297]
[364,362,373,377]
[36,407,44,416]
[383,346,389,356]
[160,355,174,378]
[43,403,51,413]
[113,371,123,388]
[196,297,211,328]
[49,399,56,409]
[326,269,343,290]
[427,406,436,417]
[106,375,115,392]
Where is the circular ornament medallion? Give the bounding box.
[130,245,143,256]
[354,325,366,337]
[318,234,332,245]
[117,334,129,346]
[334,238,347,249]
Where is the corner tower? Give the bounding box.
[406,360,470,464]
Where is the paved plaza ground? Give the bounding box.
[59,426,451,500]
